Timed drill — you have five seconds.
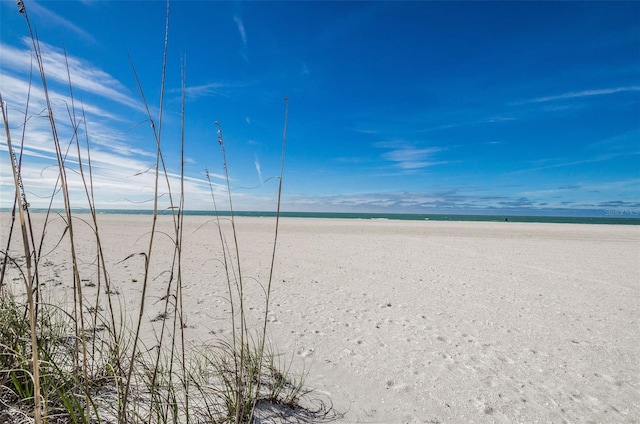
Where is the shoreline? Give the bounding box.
[2,208,639,225]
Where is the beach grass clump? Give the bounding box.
[0,2,332,423]
[0,287,121,424]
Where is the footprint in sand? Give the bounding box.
[385,379,410,393]
[297,348,314,357]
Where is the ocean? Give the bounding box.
[11,209,635,225]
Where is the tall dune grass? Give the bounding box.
[0,2,335,423]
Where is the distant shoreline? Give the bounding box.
[2,208,639,225]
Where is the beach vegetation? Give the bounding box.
[0,2,336,423]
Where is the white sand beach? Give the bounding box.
[1,213,639,423]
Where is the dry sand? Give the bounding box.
[1,213,639,423]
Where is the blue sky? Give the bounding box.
[1,1,639,216]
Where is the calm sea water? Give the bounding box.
[3,208,638,225]
[21,209,635,225]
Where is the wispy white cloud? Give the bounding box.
[517,151,639,174]
[234,15,247,48]
[415,114,516,134]
[333,156,369,164]
[0,112,224,207]
[0,41,229,211]
[0,135,228,210]
[182,81,251,100]
[574,178,640,193]
[353,128,380,135]
[520,187,580,197]
[526,85,640,103]
[587,129,640,152]
[26,0,97,43]
[378,141,444,169]
[281,190,508,212]
[483,115,516,123]
[254,154,263,183]
[281,183,640,214]
[234,15,248,61]
[519,179,640,209]
[0,72,122,121]
[183,82,232,99]
[1,39,143,112]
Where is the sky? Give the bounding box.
[0,0,639,216]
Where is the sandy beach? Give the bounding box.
[1,213,639,423]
